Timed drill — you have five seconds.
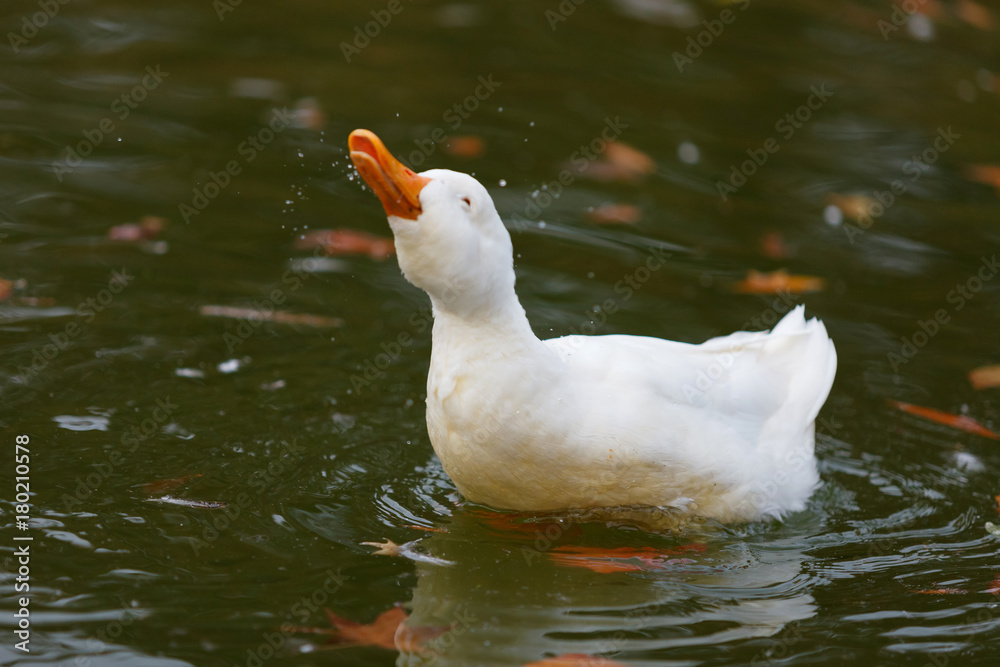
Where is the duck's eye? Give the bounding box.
[459,196,472,210]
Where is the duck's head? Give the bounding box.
[348,129,516,317]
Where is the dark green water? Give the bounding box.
[2,0,1000,665]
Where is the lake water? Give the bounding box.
[2,0,1000,665]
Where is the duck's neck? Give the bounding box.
[429,290,541,357]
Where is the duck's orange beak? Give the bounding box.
[349,129,430,221]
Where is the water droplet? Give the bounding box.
[823,204,843,227]
[529,121,535,127]
[538,221,547,229]
[678,141,700,165]
[498,179,507,187]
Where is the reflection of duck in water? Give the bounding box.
[389,505,817,665]
[348,129,836,527]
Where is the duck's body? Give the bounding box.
[349,129,837,524]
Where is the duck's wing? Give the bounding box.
[543,305,837,451]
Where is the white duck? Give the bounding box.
[348,129,837,525]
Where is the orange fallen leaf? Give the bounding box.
[966,164,1000,194]
[969,365,1000,390]
[572,141,656,183]
[444,135,486,158]
[0,278,11,301]
[915,0,947,20]
[889,400,1000,440]
[295,229,394,260]
[995,495,1000,514]
[143,474,201,495]
[282,605,446,653]
[199,305,344,328]
[826,193,876,222]
[759,230,792,260]
[524,654,630,667]
[733,269,826,295]
[549,544,704,574]
[985,573,1000,594]
[283,606,407,650]
[585,203,641,225]
[914,588,967,595]
[109,215,166,241]
[955,0,995,30]
[605,141,656,177]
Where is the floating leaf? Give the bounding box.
[295,229,394,260]
[759,230,792,260]
[826,193,876,222]
[0,278,11,301]
[200,305,344,328]
[444,135,486,158]
[966,164,1000,193]
[572,141,656,183]
[523,653,630,666]
[890,400,1000,440]
[955,0,995,30]
[604,141,656,177]
[283,605,448,653]
[585,203,641,225]
[913,588,967,595]
[143,474,201,495]
[733,269,826,295]
[109,215,166,241]
[969,364,1000,389]
[548,544,704,574]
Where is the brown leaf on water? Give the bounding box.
[969,364,1000,390]
[573,141,656,183]
[985,573,1000,594]
[913,588,967,595]
[889,400,1000,440]
[965,164,1000,193]
[199,305,344,328]
[585,203,641,225]
[759,230,792,260]
[955,0,995,30]
[143,474,202,495]
[0,278,11,301]
[109,215,167,241]
[444,135,486,158]
[523,653,630,666]
[915,0,947,20]
[733,269,826,295]
[295,229,394,260]
[549,544,704,574]
[994,495,1000,514]
[605,141,656,177]
[282,605,447,653]
[826,193,876,222]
